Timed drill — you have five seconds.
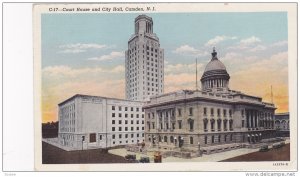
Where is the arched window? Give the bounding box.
[217,119,222,131]
[203,118,208,131]
[210,119,215,131]
[164,136,167,143]
[229,119,233,130]
[170,136,174,143]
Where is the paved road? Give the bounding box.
[221,143,290,162]
[42,142,132,164]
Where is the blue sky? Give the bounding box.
[41,12,288,122]
[42,12,287,67]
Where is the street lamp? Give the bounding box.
[198,142,201,156]
[174,137,177,147]
[82,136,85,150]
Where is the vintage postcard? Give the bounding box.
[33,3,297,171]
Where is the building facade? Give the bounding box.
[275,112,290,137]
[144,49,276,151]
[58,94,145,150]
[125,15,164,101]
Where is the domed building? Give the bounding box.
[201,48,230,92]
[144,48,277,155]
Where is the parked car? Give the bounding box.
[125,154,136,161]
[259,145,269,152]
[272,142,283,149]
[139,157,150,163]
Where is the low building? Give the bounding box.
[144,49,277,152]
[58,94,145,150]
[275,112,290,137]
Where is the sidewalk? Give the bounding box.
[109,146,260,162]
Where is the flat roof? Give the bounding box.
[58,94,145,106]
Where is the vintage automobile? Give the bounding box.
[272,142,283,149]
[139,157,150,163]
[125,154,137,161]
[259,145,269,152]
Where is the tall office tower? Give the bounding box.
[125,15,164,101]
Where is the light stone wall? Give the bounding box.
[58,95,145,150]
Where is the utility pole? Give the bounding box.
[196,58,198,91]
[271,85,273,104]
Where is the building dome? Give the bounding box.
[201,48,230,92]
[204,58,227,72]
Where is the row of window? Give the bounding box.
[112,120,144,125]
[112,126,144,131]
[112,106,143,112]
[112,139,144,145]
[112,133,144,139]
[112,113,144,118]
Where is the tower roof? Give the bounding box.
[201,48,230,81]
[204,48,227,72]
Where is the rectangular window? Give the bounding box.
[119,113,122,118]
[112,106,115,110]
[229,110,232,117]
[178,108,182,116]
[119,127,122,131]
[119,120,122,124]
[125,114,128,118]
[125,134,128,138]
[211,108,214,116]
[137,127,139,130]
[223,109,227,117]
[217,109,220,117]
[112,134,115,139]
[136,114,139,118]
[136,107,139,112]
[137,120,139,124]
[152,122,155,129]
[112,120,115,124]
[131,127,134,131]
[242,120,245,128]
[112,127,115,131]
[125,120,128,124]
[189,107,193,115]
[119,106,122,111]
[99,135,102,140]
[131,120,134,124]
[131,107,134,111]
[172,123,175,129]
[112,113,115,117]
[89,133,96,143]
[131,114,134,118]
[178,120,182,129]
[125,107,128,111]
[125,127,128,131]
[131,134,134,138]
[190,137,193,144]
[204,107,207,115]
[119,134,122,138]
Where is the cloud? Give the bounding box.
[43,65,124,78]
[227,36,266,52]
[173,45,208,57]
[205,35,237,47]
[271,40,288,47]
[87,51,124,61]
[249,45,267,52]
[58,43,108,53]
[240,36,261,45]
[165,63,204,74]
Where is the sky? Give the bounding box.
[41,12,288,123]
